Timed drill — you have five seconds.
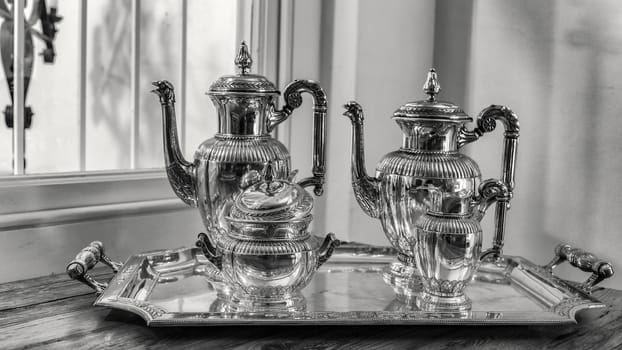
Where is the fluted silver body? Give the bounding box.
[196,169,339,312]
[193,133,291,234]
[376,143,481,261]
[415,211,482,311]
[220,234,335,312]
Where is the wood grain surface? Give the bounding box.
[0,272,620,350]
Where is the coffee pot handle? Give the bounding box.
[268,80,327,196]
[459,105,519,259]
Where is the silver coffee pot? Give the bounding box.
[151,42,327,243]
[343,68,520,302]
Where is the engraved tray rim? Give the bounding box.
[94,244,605,326]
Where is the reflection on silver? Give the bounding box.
[151,41,327,251]
[196,166,339,312]
[343,68,519,306]
[381,260,421,304]
[79,243,611,326]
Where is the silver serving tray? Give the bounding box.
[92,244,606,326]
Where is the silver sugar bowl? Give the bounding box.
[197,165,340,312]
[343,68,520,303]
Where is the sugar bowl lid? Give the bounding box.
[229,164,313,222]
[392,68,471,122]
[208,41,279,95]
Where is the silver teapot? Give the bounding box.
[196,165,340,312]
[152,42,327,244]
[343,69,519,302]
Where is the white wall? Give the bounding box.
[315,0,622,289]
[1,208,203,283]
[465,0,622,288]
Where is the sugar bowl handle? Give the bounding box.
[66,241,123,294]
[543,243,614,294]
[196,232,223,270]
[268,80,327,196]
[317,233,340,269]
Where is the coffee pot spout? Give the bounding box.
[343,101,381,218]
[152,80,197,207]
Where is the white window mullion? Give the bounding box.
[130,0,141,169]
[78,0,87,171]
[237,0,282,140]
[236,0,253,46]
[252,0,279,81]
[179,0,187,154]
[12,0,25,175]
[275,0,293,147]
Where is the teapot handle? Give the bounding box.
[268,80,327,196]
[458,105,519,259]
[317,233,341,269]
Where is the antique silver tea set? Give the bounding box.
[150,41,519,313]
[66,42,614,319]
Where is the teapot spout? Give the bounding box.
[343,101,381,218]
[152,80,197,207]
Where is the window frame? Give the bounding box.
[0,0,290,231]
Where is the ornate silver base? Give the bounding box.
[416,290,472,313]
[381,255,422,304]
[227,292,307,313]
[384,298,419,312]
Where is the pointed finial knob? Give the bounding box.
[423,68,441,101]
[235,41,252,74]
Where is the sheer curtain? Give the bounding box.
[311,0,622,288]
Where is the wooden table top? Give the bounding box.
[1,271,621,350]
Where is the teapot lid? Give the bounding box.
[229,164,313,222]
[208,41,279,95]
[392,68,471,122]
